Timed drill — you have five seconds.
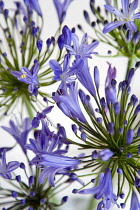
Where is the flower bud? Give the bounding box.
[126,129,134,145]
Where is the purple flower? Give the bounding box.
[53,82,86,123]
[11,62,40,87]
[53,0,73,23]
[0,150,20,179]
[31,106,54,128]
[24,0,42,17]
[77,60,96,96]
[130,191,140,210]
[30,153,80,187]
[103,0,140,33]
[64,33,99,59]
[78,168,117,210]
[49,54,84,83]
[1,117,32,154]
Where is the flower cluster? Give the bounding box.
[0,0,140,210]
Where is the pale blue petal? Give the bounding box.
[132,12,140,20]
[7,161,20,172]
[103,21,125,33]
[129,0,138,17]
[126,21,137,31]
[104,5,125,18]
[121,0,129,17]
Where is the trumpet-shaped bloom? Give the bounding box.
[30,153,80,187]
[53,82,86,123]
[49,54,84,83]
[24,0,42,17]
[77,59,96,96]
[11,62,40,87]
[1,117,32,154]
[78,168,117,210]
[130,191,140,210]
[103,0,140,33]
[0,150,20,179]
[65,33,99,59]
[53,0,73,23]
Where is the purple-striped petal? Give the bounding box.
[7,161,20,172]
[129,0,138,17]
[104,5,125,18]
[132,12,140,20]
[126,21,137,31]
[103,21,124,33]
[121,0,129,17]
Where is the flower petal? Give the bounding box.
[126,21,137,31]
[121,0,129,17]
[7,161,20,172]
[104,5,125,18]
[132,12,140,20]
[129,0,138,17]
[103,21,124,33]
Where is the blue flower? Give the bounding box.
[0,150,20,179]
[24,0,42,17]
[130,191,140,210]
[11,62,40,87]
[103,0,140,33]
[49,54,84,84]
[65,33,99,59]
[77,59,96,96]
[53,0,74,23]
[53,82,87,123]
[1,117,32,154]
[30,153,80,187]
[78,168,117,210]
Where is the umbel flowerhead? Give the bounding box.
[0,111,79,210]
[52,48,140,208]
[81,0,140,68]
[0,1,74,118]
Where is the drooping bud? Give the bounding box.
[36,40,43,51]
[29,176,34,187]
[126,30,133,42]
[126,129,134,145]
[108,122,114,135]
[83,10,90,24]
[92,150,99,159]
[94,66,100,89]
[127,68,135,85]
[72,124,77,134]
[99,149,114,161]
[114,102,120,115]
[58,34,64,50]
[4,9,9,19]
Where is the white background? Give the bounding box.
[1,0,140,209]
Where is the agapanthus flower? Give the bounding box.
[77,59,96,96]
[24,0,42,16]
[49,54,84,84]
[31,106,54,128]
[78,169,117,210]
[1,117,32,154]
[64,33,99,59]
[11,62,40,89]
[30,153,80,186]
[53,0,74,23]
[0,150,20,179]
[53,82,87,123]
[103,0,140,33]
